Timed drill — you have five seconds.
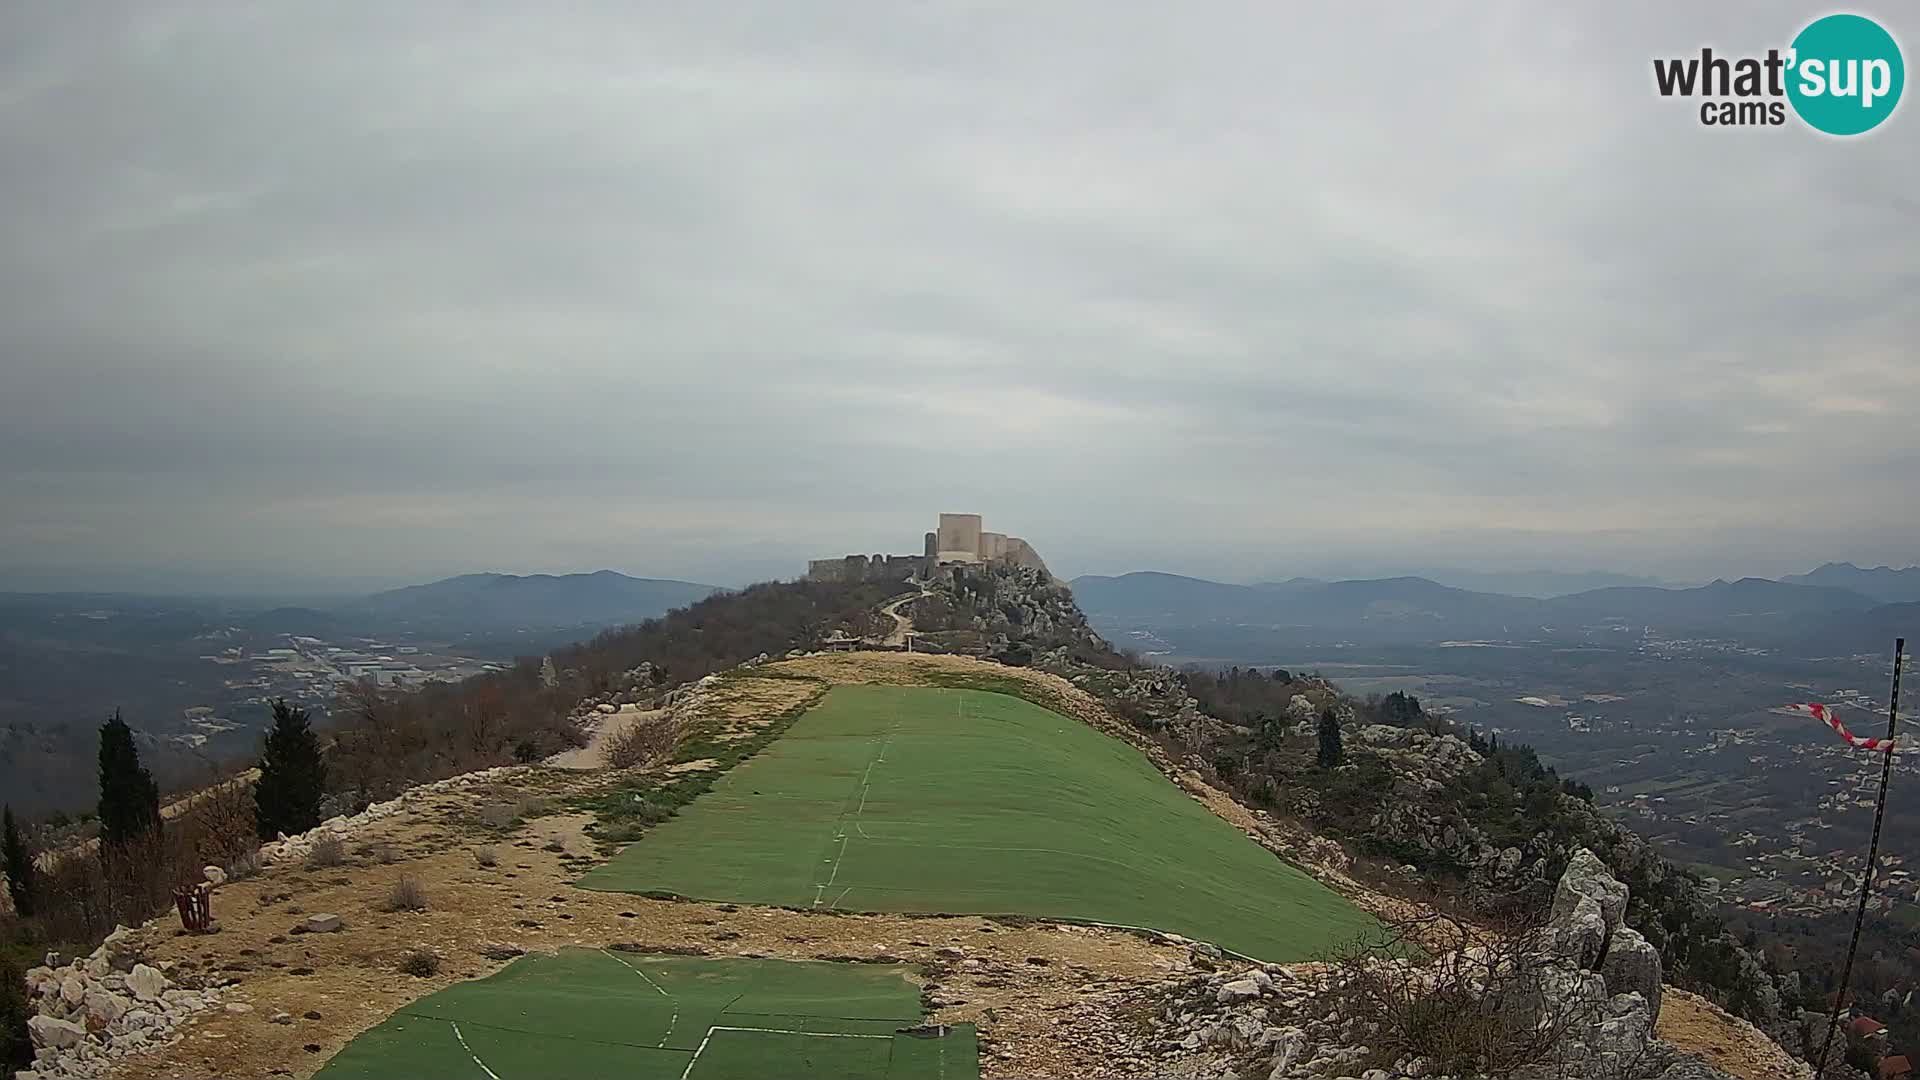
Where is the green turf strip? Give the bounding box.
[316,950,974,1080]
[578,684,1376,961]
[686,1029,894,1080]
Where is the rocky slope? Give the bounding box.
[1131,850,1802,1080]
[912,563,1835,1076]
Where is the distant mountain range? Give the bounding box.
[1781,562,1920,605]
[1069,567,1909,650]
[339,571,721,632]
[1262,569,1677,599]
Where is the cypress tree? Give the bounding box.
[1,953,30,1073]
[2,806,33,917]
[255,699,327,840]
[1316,706,1345,768]
[97,710,161,845]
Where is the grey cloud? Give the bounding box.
[2,1,1916,590]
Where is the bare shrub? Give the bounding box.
[604,715,681,770]
[473,846,498,868]
[476,803,517,830]
[179,776,258,867]
[384,875,428,913]
[514,797,552,821]
[225,848,262,882]
[368,842,398,865]
[1321,908,1604,1080]
[304,834,346,870]
[399,948,441,977]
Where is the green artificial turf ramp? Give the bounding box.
[578,684,1376,960]
[315,949,976,1080]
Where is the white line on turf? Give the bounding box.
[679,1022,898,1078]
[450,1021,503,1080]
[600,948,678,1047]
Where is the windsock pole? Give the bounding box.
[1814,637,1905,1080]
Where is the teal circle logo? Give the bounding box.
[1787,14,1904,135]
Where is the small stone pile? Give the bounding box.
[258,764,522,865]
[1144,850,1739,1080]
[16,926,219,1080]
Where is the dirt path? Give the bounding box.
[876,589,925,647]
[546,705,665,769]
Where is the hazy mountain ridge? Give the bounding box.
[343,570,721,630]
[1070,567,1898,647]
[1782,561,1920,604]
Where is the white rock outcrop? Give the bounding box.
[19,925,219,1079]
[256,765,520,865]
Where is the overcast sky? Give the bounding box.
[2,3,1916,593]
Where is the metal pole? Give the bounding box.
[1814,637,1904,1080]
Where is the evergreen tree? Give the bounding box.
[1,953,30,1074]
[1316,706,1345,768]
[97,710,161,845]
[255,699,327,840]
[2,806,33,917]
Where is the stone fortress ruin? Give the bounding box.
[806,513,1049,583]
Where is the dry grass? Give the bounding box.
[304,835,346,870]
[603,714,681,769]
[472,846,497,868]
[382,876,427,913]
[225,848,263,882]
[398,948,440,977]
[1320,909,1624,1080]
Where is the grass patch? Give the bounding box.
[313,949,976,1080]
[571,679,829,850]
[578,684,1378,961]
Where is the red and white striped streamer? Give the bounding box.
[1785,703,1897,752]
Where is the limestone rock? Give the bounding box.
[126,963,166,1002]
[1216,977,1263,1004]
[1557,893,1609,969]
[28,1015,87,1050]
[1552,847,1628,938]
[1601,926,1664,1022]
[84,990,128,1025]
[304,913,343,933]
[203,864,228,887]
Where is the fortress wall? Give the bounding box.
[937,513,983,559]
[806,554,922,584]
[1000,537,1050,576]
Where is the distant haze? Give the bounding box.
[2,4,1917,593]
